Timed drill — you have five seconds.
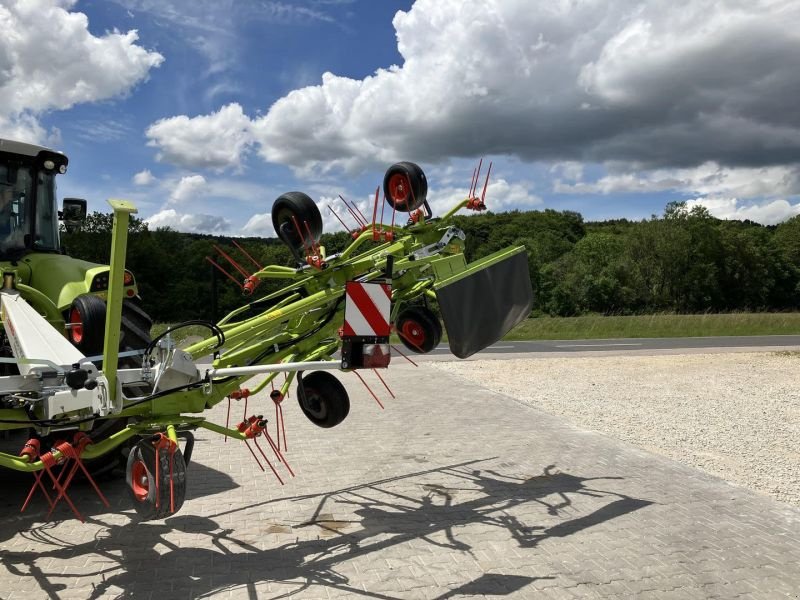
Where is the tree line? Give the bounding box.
[62,202,800,323]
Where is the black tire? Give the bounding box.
[126,439,187,521]
[120,298,152,367]
[67,294,107,356]
[297,371,350,428]
[82,418,130,478]
[396,306,442,354]
[272,192,323,253]
[383,162,427,212]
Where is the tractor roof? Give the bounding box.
[0,138,68,169]
[0,138,64,158]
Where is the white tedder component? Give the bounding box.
[1,290,84,376]
[0,288,114,419]
[153,349,200,392]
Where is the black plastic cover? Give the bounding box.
[436,251,533,359]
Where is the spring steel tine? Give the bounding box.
[276,402,287,451]
[380,186,386,228]
[264,431,295,477]
[213,244,250,278]
[224,397,231,442]
[469,165,478,197]
[340,195,367,227]
[390,343,418,366]
[481,161,493,203]
[473,158,483,197]
[352,370,384,409]
[252,438,284,485]
[304,220,321,256]
[372,369,395,399]
[244,440,266,472]
[371,187,380,232]
[291,215,313,255]
[231,239,262,269]
[205,257,244,290]
[328,205,353,233]
[345,194,370,225]
[406,174,416,214]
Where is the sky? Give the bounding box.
[1,0,799,236]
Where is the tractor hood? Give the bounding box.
[22,253,108,312]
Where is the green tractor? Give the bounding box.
[0,138,152,366]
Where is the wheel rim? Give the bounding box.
[303,388,327,419]
[401,319,426,347]
[131,459,149,502]
[69,307,83,343]
[388,173,410,206]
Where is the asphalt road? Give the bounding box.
[412,334,800,357]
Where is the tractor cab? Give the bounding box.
[0,138,86,258]
[0,138,151,361]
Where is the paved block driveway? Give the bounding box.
[1,363,799,599]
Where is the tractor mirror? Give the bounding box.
[61,198,87,221]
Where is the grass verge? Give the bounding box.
[505,313,800,340]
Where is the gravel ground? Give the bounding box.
[428,352,800,507]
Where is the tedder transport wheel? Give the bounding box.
[383,162,427,212]
[272,192,323,255]
[297,371,350,429]
[396,306,442,354]
[126,439,186,521]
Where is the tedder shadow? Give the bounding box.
[0,460,653,599]
[0,461,238,546]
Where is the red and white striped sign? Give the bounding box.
[342,281,391,337]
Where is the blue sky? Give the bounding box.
[2,0,799,234]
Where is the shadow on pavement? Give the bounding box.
[0,461,652,599]
[0,461,237,546]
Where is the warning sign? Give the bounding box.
[342,281,391,337]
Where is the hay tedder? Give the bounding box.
[0,161,532,521]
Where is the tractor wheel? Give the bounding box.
[297,371,350,429]
[67,294,107,357]
[272,192,323,254]
[396,306,442,354]
[120,298,152,367]
[68,295,152,365]
[126,439,187,521]
[383,162,427,212]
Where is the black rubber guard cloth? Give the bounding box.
[436,251,533,359]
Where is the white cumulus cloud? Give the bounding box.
[146,103,255,170]
[0,0,163,144]
[169,174,207,204]
[686,198,800,225]
[242,213,272,236]
[246,0,800,174]
[554,162,800,199]
[147,208,231,233]
[426,179,542,216]
[132,169,156,185]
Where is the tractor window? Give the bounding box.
[34,171,59,251]
[0,165,31,253]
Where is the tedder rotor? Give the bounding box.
[0,161,533,522]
